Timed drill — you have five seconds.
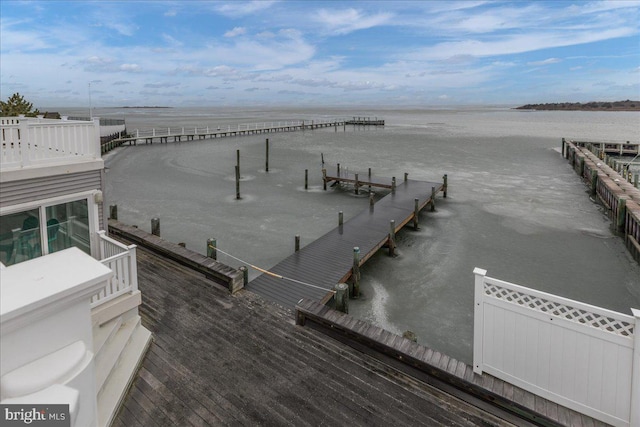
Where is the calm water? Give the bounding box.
[62,106,640,365]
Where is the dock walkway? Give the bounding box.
[247,176,444,308]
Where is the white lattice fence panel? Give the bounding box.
[474,268,638,427]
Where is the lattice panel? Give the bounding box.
[484,283,634,337]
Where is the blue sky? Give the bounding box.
[1,0,639,107]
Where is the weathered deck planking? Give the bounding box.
[247,178,444,308]
[114,246,515,426]
[295,298,611,427]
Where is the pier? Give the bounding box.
[246,171,446,308]
[563,138,640,263]
[107,117,384,148]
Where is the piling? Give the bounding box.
[295,235,300,252]
[235,165,241,199]
[207,238,217,260]
[389,220,396,256]
[369,192,375,208]
[265,138,269,172]
[236,149,240,178]
[443,174,448,197]
[352,247,361,298]
[368,167,372,191]
[354,173,359,194]
[240,266,249,287]
[339,211,344,227]
[109,204,118,220]
[404,173,408,182]
[322,169,327,190]
[414,198,420,230]
[334,283,349,313]
[337,163,341,177]
[392,177,396,193]
[151,218,160,237]
[305,169,309,190]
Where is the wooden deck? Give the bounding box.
[113,246,515,426]
[247,177,445,308]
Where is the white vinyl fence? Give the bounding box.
[473,268,639,427]
[92,231,138,308]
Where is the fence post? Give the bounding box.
[128,245,139,291]
[473,267,487,374]
[631,309,640,427]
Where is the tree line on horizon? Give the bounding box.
[516,100,639,111]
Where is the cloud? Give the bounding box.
[164,10,177,17]
[224,27,246,37]
[113,81,131,85]
[527,58,562,66]
[215,1,277,17]
[144,82,181,89]
[315,8,393,35]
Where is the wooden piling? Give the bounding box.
[339,211,344,227]
[354,173,359,194]
[337,163,341,177]
[368,167,372,191]
[265,138,269,172]
[322,169,327,190]
[295,235,300,252]
[151,217,160,237]
[236,149,240,178]
[207,238,217,260]
[369,192,375,207]
[404,173,408,182]
[414,198,420,230]
[239,266,248,287]
[634,174,639,188]
[389,220,396,256]
[334,283,349,313]
[352,247,360,298]
[235,165,241,200]
[109,204,118,220]
[443,174,448,198]
[392,177,396,193]
[305,169,309,190]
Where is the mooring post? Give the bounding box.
[339,211,344,227]
[151,217,160,237]
[334,283,349,313]
[404,172,408,182]
[265,138,269,172]
[321,152,325,167]
[235,165,241,199]
[431,186,436,211]
[236,149,240,178]
[443,174,448,197]
[354,173,359,194]
[590,169,598,195]
[369,192,375,208]
[352,247,361,298]
[295,235,300,252]
[634,174,639,188]
[337,163,341,177]
[322,168,327,190]
[109,204,118,220]
[240,266,249,287]
[392,177,396,193]
[389,220,396,256]
[414,198,420,230]
[368,167,372,191]
[207,238,217,260]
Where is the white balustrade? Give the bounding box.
[93,231,138,308]
[0,117,100,169]
[473,268,639,427]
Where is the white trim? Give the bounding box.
[0,160,104,183]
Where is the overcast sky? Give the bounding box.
[1,0,639,108]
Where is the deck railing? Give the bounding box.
[473,268,640,427]
[92,231,138,308]
[0,116,100,169]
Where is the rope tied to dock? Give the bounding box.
[208,245,336,294]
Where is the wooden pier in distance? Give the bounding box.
[246,172,446,308]
[110,117,385,147]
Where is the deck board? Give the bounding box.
[114,246,511,426]
[248,178,443,307]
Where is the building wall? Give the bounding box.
[0,170,104,229]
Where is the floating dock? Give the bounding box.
[246,173,446,308]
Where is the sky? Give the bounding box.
[1,0,639,108]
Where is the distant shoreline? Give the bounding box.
[515,100,639,111]
[120,106,171,109]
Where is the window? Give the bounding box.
[0,198,92,266]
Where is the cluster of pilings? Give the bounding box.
[563,138,640,263]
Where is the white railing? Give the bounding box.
[93,231,138,308]
[0,116,100,169]
[473,268,640,427]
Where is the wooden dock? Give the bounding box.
[110,118,384,147]
[246,174,446,308]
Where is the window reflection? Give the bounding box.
[0,209,42,266]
